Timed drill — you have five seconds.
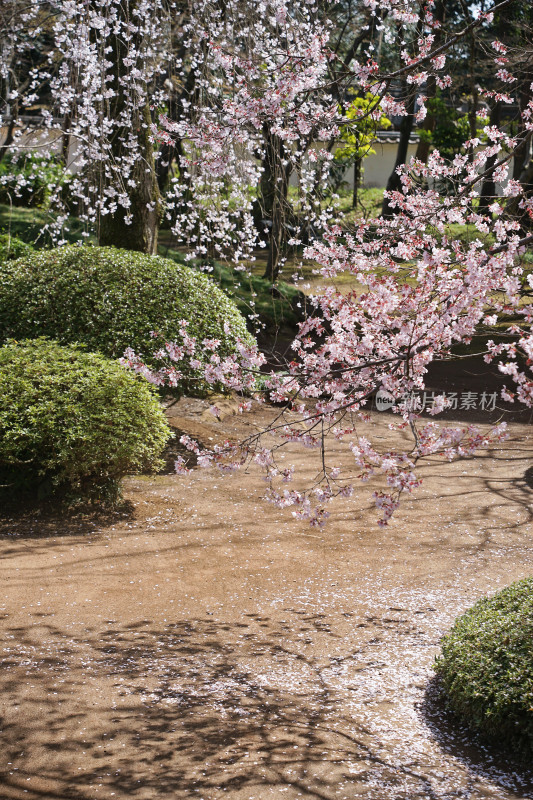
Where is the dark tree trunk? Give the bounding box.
[414,0,443,165]
[260,128,291,283]
[98,114,161,255]
[507,156,533,228]
[513,71,533,180]
[0,115,16,164]
[414,122,432,166]
[513,133,531,181]
[99,100,161,255]
[478,101,502,215]
[155,56,199,196]
[467,82,479,161]
[96,0,161,254]
[466,25,478,168]
[352,158,361,208]
[156,140,175,195]
[507,64,533,229]
[61,113,71,166]
[381,82,418,218]
[381,11,423,218]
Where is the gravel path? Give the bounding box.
[1,407,532,800]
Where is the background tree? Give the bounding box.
[380,7,425,218]
[335,92,391,208]
[413,0,444,164]
[1,0,174,252]
[96,1,163,253]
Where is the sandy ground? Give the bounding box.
[1,399,533,800]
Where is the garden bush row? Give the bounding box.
[0,245,254,388]
[0,245,253,505]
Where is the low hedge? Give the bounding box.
[0,245,255,392]
[435,578,533,757]
[0,234,33,263]
[0,339,171,505]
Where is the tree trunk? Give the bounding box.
[513,71,533,180]
[467,82,479,165]
[478,101,502,215]
[466,26,478,168]
[98,100,161,254]
[0,115,15,164]
[156,141,174,195]
[96,0,161,254]
[261,128,291,283]
[61,113,71,167]
[381,11,423,218]
[155,51,199,196]
[507,156,533,228]
[381,82,417,218]
[352,158,361,208]
[414,125,432,166]
[414,0,443,165]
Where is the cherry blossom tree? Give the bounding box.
[124,0,533,526]
[0,0,175,249]
[158,0,341,273]
[2,0,532,525]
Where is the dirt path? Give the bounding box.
[1,404,533,800]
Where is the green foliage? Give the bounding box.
[0,338,171,505]
[336,92,391,163]
[435,578,533,757]
[0,245,255,392]
[0,203,93,247]
[0,204,301,337]
[158,244,304,335]
[0,234,33,263]
[0,153,69,209]
[331,185,384,225]
[416,94,489,197]
[437,222,495,250]
[417,94,488,162]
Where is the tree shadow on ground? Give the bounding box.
[523,465,533,489]
[0,499,135,540]
[0,616,403,800]
[1,615,532,800]
[420,675,533,796]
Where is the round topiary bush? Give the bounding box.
[435,578,533,757]
[0,338,171,505]
[0,245,254,392]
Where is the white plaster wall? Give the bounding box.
[358,141,419,188]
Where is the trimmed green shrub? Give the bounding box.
[0,245,254,392]
[0,234,33,263]
[435,578,533,757]
[0,339,171,504]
